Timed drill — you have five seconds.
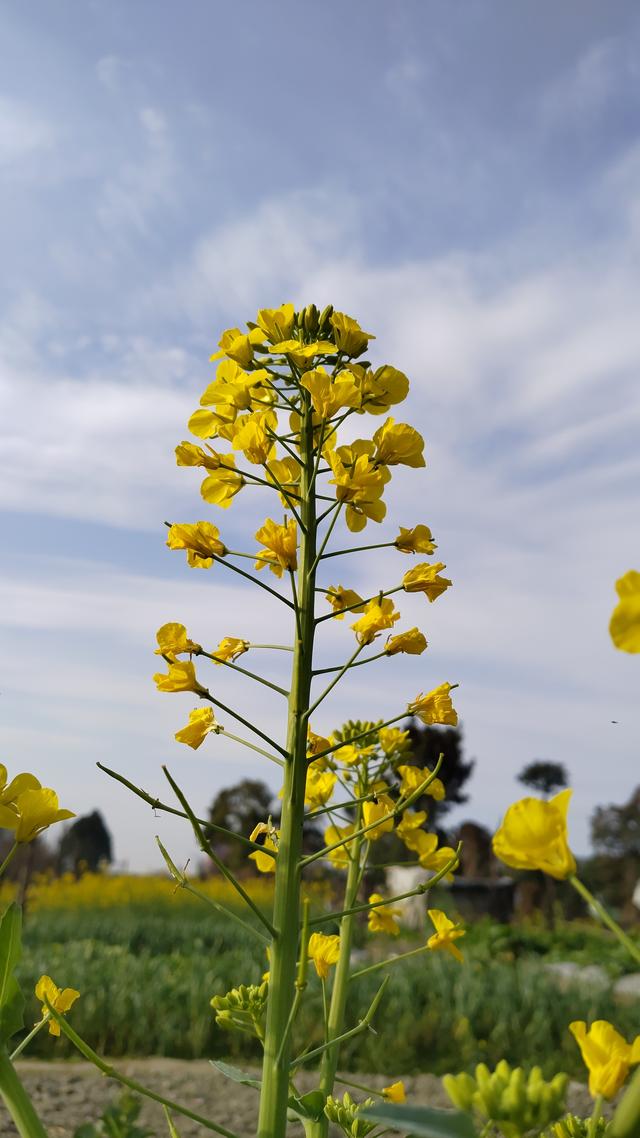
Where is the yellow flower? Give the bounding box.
[307,726,332,761]
[256,304,295,343]
[153,660,206,695]
[155,622,201,659]
[351,598,400,645]
[308,932,341,979]
[210,326,265,368]
[301,367,361,420]
[249,833,279,874]
[358,364,409,415]
[378,727,411,756]
[417,834,458,879]
[427,909,465,962]
[166,521,227,568]
[200,463,244,509]
[268,339,336,369]
[385,628,427,656]
[372,418,425,468]
[175,441,224,469]
[35,975,80,1036]
[395,525,436,555]
[492,790,577,880]
[396,810,429,853]
[409,684,458,726]
[402,562,452,601]
[231,410,277,465]
[213,637,249,665]
[363,792,395,840]
[325,823,355,869]
[326,586,365,619]
[569,1021,640,1099]
[610,569,640,653]
[328,452,390,532]
[0,789,75,843]
[265,457,301,506]
[382,1081,406,1103]
[305,764,337,809]
[397,765,445,801]
[187,406,233,440]
[255,517,297,577]
[368,894,401,936]
[329,311,374,357]
[0,766,41,806]
[174,707,221,750]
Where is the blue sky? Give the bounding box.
[1,1,639,870]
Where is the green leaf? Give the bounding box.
[287,1090,326,1122]
[0,903,24,1044]
[360,1102,477,1138]
[209,1060,261,1090]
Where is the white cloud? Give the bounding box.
[0,97,55,167]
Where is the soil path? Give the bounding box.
[2,1061,596,1137]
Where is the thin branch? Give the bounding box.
[198,650,289,698]
[309,712,409,765]
[309,500,343,574]
[314,585,403,625]
[96,763,276,857]
[199,689,290,759]
[320,541,396,561]
[157,838,269,943]
[219,730,284,768]
[163,766,277,938]
[312,649,387,676]
[306,642,365,718]
[289,976,389,1070]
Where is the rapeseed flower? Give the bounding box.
[372,418,425,468]
[254,518,297,577]
[249,833,279,874]
[329,311,374,357]
[402,562,452,601]
[358,364,409,415]
[351,598,400,645]
[395,525,436,555]
[397,766,445,801]
[396,810,429,853]
[255,304,295,343]
[385,628,427,656]
[200,464,244,508]
[609,569,640,653]
[427,909,465,962]
[378,727,411,756]
[367,894,401,936]
[305,764,336,809]
[35,975,80,1036]
[0,789,75,843]
[492,790,576,880]
[569,1020,640,1099]
[301,367,361,419]
[166,521,227,568]
[210,326,265,368]
[155,622,201,659]
[326,586,365,619]
[416,833,458,879]
[325,823,355,869]
[382,1082,406,1103]
[174,707,221,750]
[0,766,41,806]
[153,660,206,695]
[362,791,395,840]
[213,637,249,665]
[308,932,341,980]
[409,683,458,726]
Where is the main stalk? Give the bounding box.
[257,392,317,1138]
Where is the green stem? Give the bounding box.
[0,1048,48,1138]
[207,549,295,609]
[315,586,403,624]
[312,650,387,676]
[249,644,294,651]
[43,1010,239,1138]
[588,1094,604,1138]
[310,712,408,764]
[569,876,640,966]
[351,944,430,980]
[162,767,276,937]
[157,839,269,942]
[198,651,289,698]
[257,387,317,1138]
[309,500,343,574]
[611,1066,640,1138]
[199,690,289,759]
[307,643,365,717]
[219,730,284,768]
[291,976,389,1071]
[320,541,397,560]
[0,843,18,878]
[97,764,276,858]
[10,1018,48,1061]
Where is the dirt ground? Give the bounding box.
[2,1060,599,1137]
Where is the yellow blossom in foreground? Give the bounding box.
[492,790,576,880]
[255,303,295,344]
[231,410,276,466]
[249,833,279,874]
[395,525,436,555]
[402,562,452,601]
[268,339,336,369]
[358,364,409,415]
[308,932,341,980]
[155,622,201,659]
[409,683,458,726]
[397,765,445,801]
[378,727,411,756]
[306,726,332,761]
[427,909,465,962]
[609,569,640,653]
[331,740,374,766]
[213,637,249,665]
[328,452,390,532]
[363,792,395,840]
[396,810,429,853]
[301,367,361,419]
[198,454,244,509]
[174,707,221,750]
[351,598,400,645]
[385,628,427,656]
[35,975,80,1036]
[305,764,337,809]
[0,789,75,843]
[326,586,365,619]
[383,1082,406,1103]
[416,833,458,879]
[153,660,206,695]
[368,894,401,936]
[175,441,224,469]
[255,517,297,577]
[166,521,227,568]
[0,766,41,806]
[569,1020,640,1099]
[325,823,355,869]
[210,325,265,368]
[373,417,425,468]
[329,311,374,357]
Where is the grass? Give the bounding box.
[8,875,639,1076]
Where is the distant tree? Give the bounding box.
[589,787,640,916]
[405,722,475,829]
[518,761,568,798]
[58,811,112,876]
[207,779,277,872]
